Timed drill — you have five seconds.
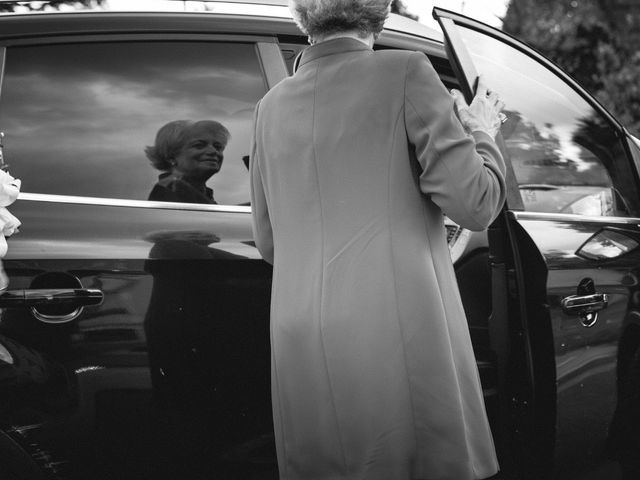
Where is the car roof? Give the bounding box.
[0,0,443,42]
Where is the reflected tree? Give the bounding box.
[573,113,637,215]
[573,115,618,165]
[503,0,640,136]
[390,0,418,20]
[0,0,105,11]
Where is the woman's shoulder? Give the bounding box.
[374,48,415,58]
[373,48,421,63]
[370,49,429,75]
[257,76,291,114]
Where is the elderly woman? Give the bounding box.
[250,1,505,479]
[146,119,230,204]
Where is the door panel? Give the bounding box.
[434,7,640,480]
[0,199,275,479]
[516,213,639,479]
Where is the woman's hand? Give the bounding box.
[451,75,505,139]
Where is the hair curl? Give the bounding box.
[145,120,231,171]
[288,0,391,39]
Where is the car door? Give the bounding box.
[434,8,640,480]
[0,22,287,480]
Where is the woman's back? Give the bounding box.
[250,36,504,480]
[255,40,417,267]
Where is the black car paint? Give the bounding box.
[1,199,275,478]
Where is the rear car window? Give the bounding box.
[0,40,268,206]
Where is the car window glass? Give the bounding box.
[457,27,638,217]
[0,41,267,206]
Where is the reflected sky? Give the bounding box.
[0,41,267,205]
[521,219,594,262]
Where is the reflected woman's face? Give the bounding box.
[173,125,227,181]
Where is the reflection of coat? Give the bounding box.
[148,172,216,204]
[250,38,506,480]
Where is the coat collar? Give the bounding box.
[296,37,372,70]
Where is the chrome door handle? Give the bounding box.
[561,293,608,328]
[561,293,608,314]
[0,288,104,308]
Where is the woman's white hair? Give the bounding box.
[288,0,391,39]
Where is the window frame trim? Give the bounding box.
[17,192,252,213]
[0,32,276,47]
[509,209,640,225]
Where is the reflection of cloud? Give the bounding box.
[9,239,152,259]
[6,73,254,130]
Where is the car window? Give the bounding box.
[457,27,639,217]
[0,41,268,206]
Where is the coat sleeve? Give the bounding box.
[250,100,274,265]
[404,51,506,231]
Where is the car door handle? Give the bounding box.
[561,293,608,315]
[0,288,104,308]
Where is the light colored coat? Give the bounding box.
[250,37,505,480]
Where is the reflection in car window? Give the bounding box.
[0,41,267,206]
[458,28,639,217]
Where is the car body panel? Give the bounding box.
[515,212,640,478]
[0,3,637,480]
[1,198,275,479]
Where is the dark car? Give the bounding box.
[0,2,639,479]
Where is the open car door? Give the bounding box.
[434,7,640,480]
